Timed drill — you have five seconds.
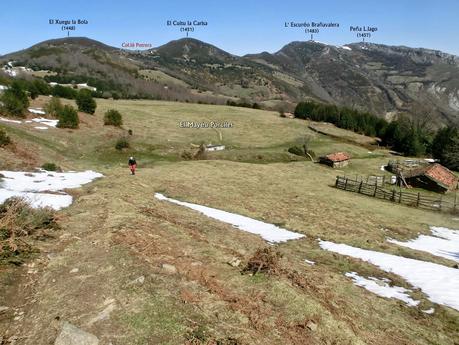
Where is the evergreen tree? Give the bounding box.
[44,97,63,117]
[104,109,123,127]
[56,105,79,129]
[76,89,97,114]
[0,82,29,117]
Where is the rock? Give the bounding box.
[161,263,177,274]
[306,320,318,332]
[453,264,458,269]
[69,268,79,274]
[0,306,9,313]
[54,322,99,345]
[228,257,241,267]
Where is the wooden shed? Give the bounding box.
[319,152,351,168]
[403,163,458,193]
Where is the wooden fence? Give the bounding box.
[335,176,458,213]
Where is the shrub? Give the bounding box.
[181,150,194,160]
[128,129,133,136]
[41,162,60,171]
[104,109,123,127]
[115,137,130,150]
[243,247,283,275]
[51,84,77,99]
[0,197,57,264]
[44,97,63,117]
[56,105,79,129]
[288,146,305,156]
[288,145,315,161]
[76,89,97,114]
[0,128,11,147]
[0,82,29,117]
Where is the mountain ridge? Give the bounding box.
[1,36,459,125]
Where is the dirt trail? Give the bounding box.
[0,169,148,344]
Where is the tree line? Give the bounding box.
[294,100,459,170]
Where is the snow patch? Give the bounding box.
[154,193,305,243]
[342,46,352,51]
[319,240,459,311]
[422,308,435,314]
[31,117,58,127]
[0,117,21,124]
[0,170,103,210]
[304,259,315,265]
[388,226,459,263]
[345,272,420,306]
[28,108,46,115]
[34,126,48,130]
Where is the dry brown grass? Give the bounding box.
[242,247,283,275]
[0,198,57,264]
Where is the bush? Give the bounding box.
[243,247,283,275]
[41,162,60,171]
[104,109,123,127]
[0,197,57,264]
[44,97,63,117]
[51,85,77,99]
[288,146,305,156]
[56,105,79,129]
[0,82,29,117]
[115,137,130,150]
[0,128,10,147]
[181,150,194,160]
[76,89,97,114]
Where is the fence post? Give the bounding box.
[416,193,420,207]
[391,190,395,201]
[335,176,339,187]
[439,196,442,210]
[399,191,402,203]
[454,191,457,212]
[373,184,377,197]
[344,178,348,190]
[358,181,363,193]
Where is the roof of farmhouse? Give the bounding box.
[323,152,351,162]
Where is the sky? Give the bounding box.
[1,0,459,56]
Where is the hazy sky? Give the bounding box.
[1,0,458,56]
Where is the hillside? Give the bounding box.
[0,98,458,344]
[2,37,459,124]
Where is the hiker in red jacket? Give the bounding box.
[128,156,137,175]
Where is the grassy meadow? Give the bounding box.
[0,97,458,344]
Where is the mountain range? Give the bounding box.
[1,37,459,125]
